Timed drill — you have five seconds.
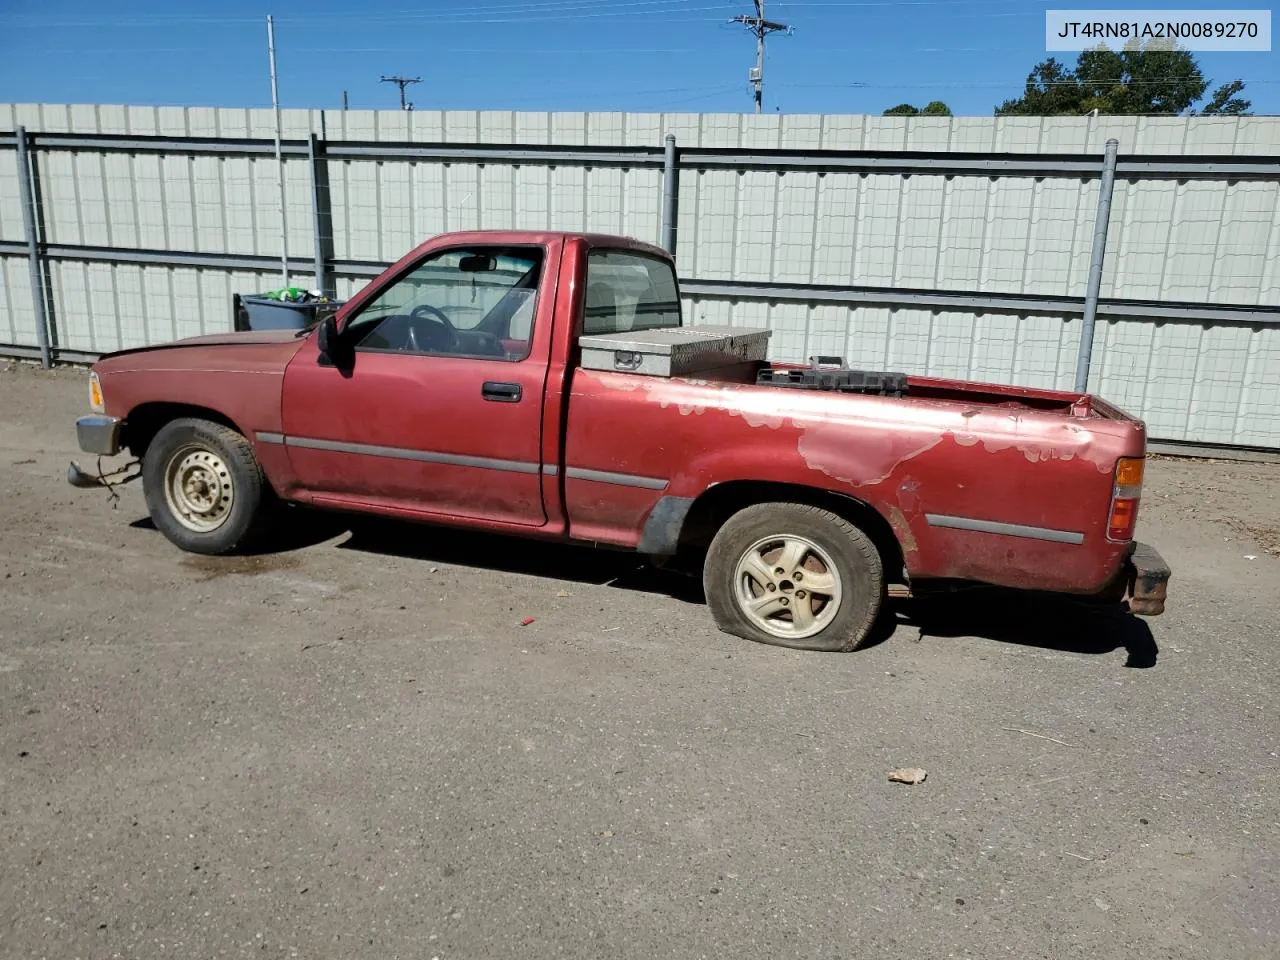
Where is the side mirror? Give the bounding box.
[317,314,337,354]
[316,314,351,368]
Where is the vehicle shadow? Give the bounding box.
[133,509,1158,665]
[331,516,1158,666]
[332,513,707,604]
[888,586,1159,668]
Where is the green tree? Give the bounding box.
[883,100,952,117]
[995,41,1250,116]
[1200,79,1252,115]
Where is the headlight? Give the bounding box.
[89,372,105,414]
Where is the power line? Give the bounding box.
[732,1,793,114]
[0,0,1030,22]
[380,76,422,110]
[0,0,1041,28]
[781,77,1278,91]
[0,3,734,28]
[299,1,728,25]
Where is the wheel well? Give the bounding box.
[677,481,907,584]
[124,402,242,458]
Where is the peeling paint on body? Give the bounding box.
[798,427,944,488]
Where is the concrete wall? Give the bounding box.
[2,103,1279,448]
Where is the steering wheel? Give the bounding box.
[406,304,458,352]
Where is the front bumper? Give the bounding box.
[75,415,124,456]
[1125,541,1170,616]
[68,415,140,491]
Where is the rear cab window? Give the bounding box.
[582,249,682,336]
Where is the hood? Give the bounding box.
[100,329,305,360]
[93,328,311,378]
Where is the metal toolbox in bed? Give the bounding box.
[578,325,771,378]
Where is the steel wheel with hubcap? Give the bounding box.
[142,417,274,555]
[164,445,235,533]
[705,502,885,652]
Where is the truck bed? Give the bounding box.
[563,359,1146,594]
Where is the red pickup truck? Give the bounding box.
[69,230,1169,652]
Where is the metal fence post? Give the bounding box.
[1074,138,1119,394]
[15,126,52,368]
[307,133,335,298]
[661,134,678,255]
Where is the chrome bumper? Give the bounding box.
[75,415,123,456]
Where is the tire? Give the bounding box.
[141,417,274,555]
[703,502,884,652]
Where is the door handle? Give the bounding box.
[482,381,522,403]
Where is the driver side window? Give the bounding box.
[346,246,544,362]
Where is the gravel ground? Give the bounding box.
[1,362,1277,960]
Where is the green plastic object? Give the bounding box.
[261,287,326,303]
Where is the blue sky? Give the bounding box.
[0,0,1274,116]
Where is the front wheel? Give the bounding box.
[703,503,885,652]
[141,417,273,555]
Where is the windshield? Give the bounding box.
[341,246,545,360]
[355,249,541,329]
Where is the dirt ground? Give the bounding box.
[1,361,1277,960]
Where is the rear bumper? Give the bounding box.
[75,415,124,456]
[1125,541,1170,616]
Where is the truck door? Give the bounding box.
[278,242,556,527]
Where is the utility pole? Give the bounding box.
[266,15,288,287]
[380,75,421,110]
[731,1,791,114]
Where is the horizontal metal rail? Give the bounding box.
[1116,158,1280,179]
[680,149,1103,176]
[1,131,1275,180]
[0,132,310,157]
[324,142,665,167]
[39,243,316,274]
[2,241,1275,326]
[681,278,1280,326]
[678,148,1280,180]
[0,342,101,365]
[0,132,663,167]
[331,259,391,278]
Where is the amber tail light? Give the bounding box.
[1107,456,1144,541]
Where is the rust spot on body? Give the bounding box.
[888,505,918,555]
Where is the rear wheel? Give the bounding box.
[703,502,884,652]
[141,418,274,555]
